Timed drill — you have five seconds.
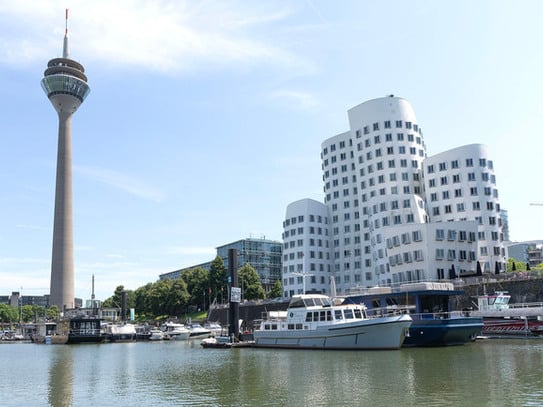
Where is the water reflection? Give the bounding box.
[5,339,543,406]
[48,346,73,407]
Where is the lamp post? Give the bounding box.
[292,272,314,294]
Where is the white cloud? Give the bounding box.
[268,89,319,110]
[0,0,313,75]
[74,165,165,202]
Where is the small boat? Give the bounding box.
[162,322,190,340]
[470,291,543,337]
[148,328,165,341]
[187,323,212,340]
[347,282,484,347]
[201,336,233,348]
[204,322,224,337]
[66,317,107,344]
[253,293,412,350]
[105,323,137,342]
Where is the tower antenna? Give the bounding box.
[63,8,69,58]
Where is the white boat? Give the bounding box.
[253,293,412,350]
[470,291,543,337]
[105,323,137,342]
[187,323,212,339]
[204,322,224,337]
[162,322,190,340]
[148,328,165,341]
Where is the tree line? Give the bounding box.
[103,256,282,320]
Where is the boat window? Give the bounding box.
[354,309,363,319]
[321,298,332,307]
[335,310,343,320]
[271,324,278,330]
[296,323,303,329]
[320,311,327,321]
[313,311,319,321]
[264,324,270,330]
[289,297,305,308]
[327,310,333,321]
[344,309,354,319]
[304,298,316,307]
[305,313,312,322]
[288,324,295,330]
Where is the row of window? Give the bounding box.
[428,176,496,190]
[434,248,477,261]
[389,250,425,266]
[427,158,494,173]
[283,214,328,227]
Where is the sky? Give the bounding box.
[1,0,542,302]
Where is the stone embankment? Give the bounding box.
[208,276,543,329]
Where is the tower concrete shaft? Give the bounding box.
[41,11,90,310]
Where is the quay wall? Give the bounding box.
[208,277,543,328]
[454,277,543,310]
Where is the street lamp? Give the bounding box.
[292,272,314,294]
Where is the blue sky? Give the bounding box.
[1,0,542,301]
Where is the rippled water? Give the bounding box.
[2,339,543,406]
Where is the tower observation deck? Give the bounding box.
[41,10,90,311]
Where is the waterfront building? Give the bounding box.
[506,241,543,268]
[160,237,283,291]
[0,292,82,309]
[41,11,90,310]
[282,95,506,297]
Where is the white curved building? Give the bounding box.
[424,144,504,274]
[282,199,331,297]
[282,96,505,297]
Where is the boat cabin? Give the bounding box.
[257,294,369,332]
[476,291,511,312]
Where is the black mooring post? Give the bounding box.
[228,248,240,338]
[121,291,127,322]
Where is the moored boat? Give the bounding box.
[66,317,106,344]
[347,282,483,347]
[253,293,412,350]
[105,323,137,342]
[148,328,165,341]
[187,323,212,340]
[470,291,543,337]
[162,322,191,340]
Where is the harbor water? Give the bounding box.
[2,339,543,406]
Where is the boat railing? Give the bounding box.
[70,328,102,335]
[365,306,410,318]
[507,302,543,310]
[408,310,469,321]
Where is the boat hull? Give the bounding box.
[403,317,483,347]
[481,317,543,337]
[254,315,411,350]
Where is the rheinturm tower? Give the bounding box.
[41,10,90,310]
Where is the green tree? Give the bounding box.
[46,305,60,320]
[135,282,153,317]
[506,257,526,272]
[164,278,190,316]
[146,279,172,317]
[209,256,228,303]
[103,285,135,311]
[182,267,210,311]
[21,305,34,322]
[268,279,283,299]
[238,263,265,301]
[0,303,18,323]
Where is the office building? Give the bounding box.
[282,95,505,297]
